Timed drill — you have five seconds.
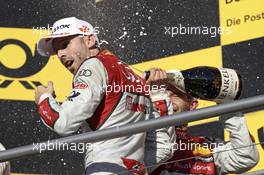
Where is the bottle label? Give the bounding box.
[167,70,186,92]
[215,68,240,103]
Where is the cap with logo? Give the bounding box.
[37,17,99,57]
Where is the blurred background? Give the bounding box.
[0,0,264,174]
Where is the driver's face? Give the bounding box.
[53,35,90,75]
[167,90,192,113]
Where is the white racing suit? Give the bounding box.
[38,49,149,174]
[213,113,259,174]
[0,143,10,175]
[37,49,174,175]
[151,113,259,175]
[145,90,176,174]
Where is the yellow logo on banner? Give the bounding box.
[220,0,264,45]
[0,27,72,102]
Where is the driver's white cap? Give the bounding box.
[37,17,99,57]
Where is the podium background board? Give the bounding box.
[0,0,263,174]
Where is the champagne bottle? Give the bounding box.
[143,66,242,103]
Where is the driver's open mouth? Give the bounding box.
[65,60,74,68]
